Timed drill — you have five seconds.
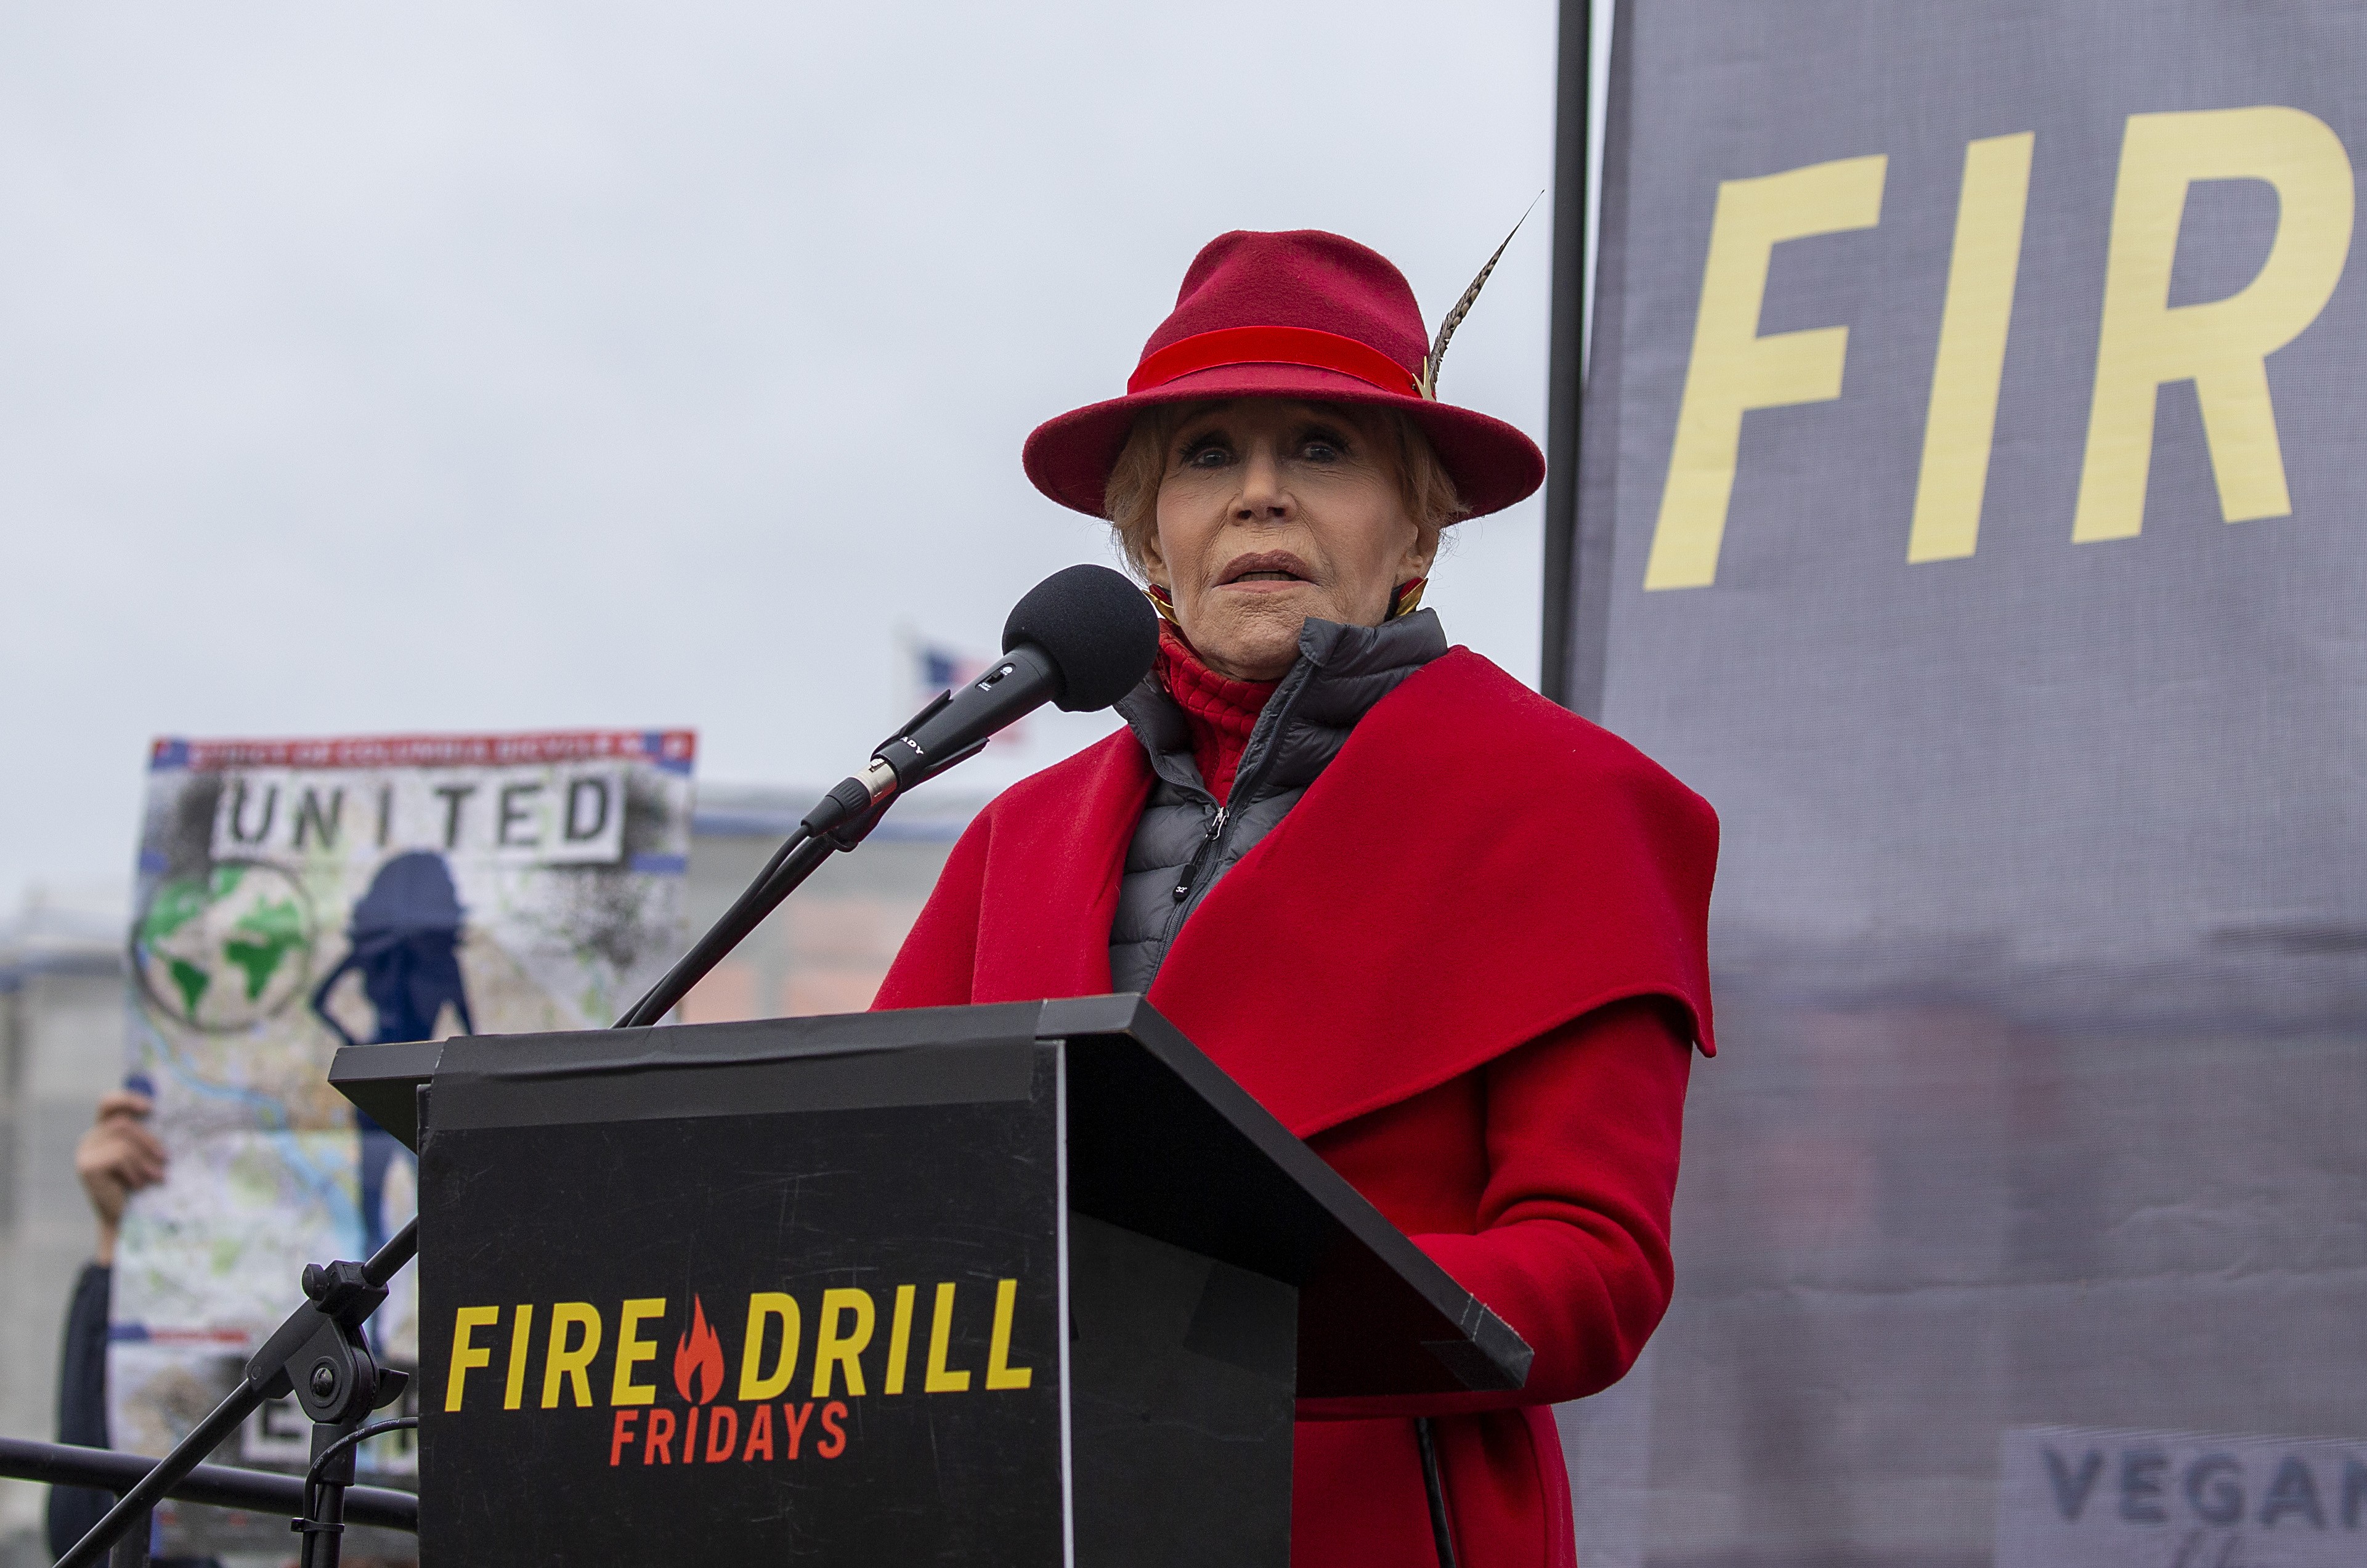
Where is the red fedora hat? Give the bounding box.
[1022,230,1545,521]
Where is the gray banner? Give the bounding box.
[1566,4,2367,1564]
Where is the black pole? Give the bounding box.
[1415,1416,1461,1568]
[0,1439,418,1532]
[1539,0,1594,707]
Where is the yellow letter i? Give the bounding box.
[1908,132,2035,564]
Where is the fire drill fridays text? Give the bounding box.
[442,1282,1036,1465]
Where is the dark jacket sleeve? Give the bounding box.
[48,1261,115,1559]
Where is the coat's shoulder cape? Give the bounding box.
[874,648,1718,1138]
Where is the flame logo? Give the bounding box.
[673,1296,725,1405]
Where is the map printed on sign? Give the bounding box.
[111,730,694,1555]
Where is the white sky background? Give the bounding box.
[0,1,1609,911]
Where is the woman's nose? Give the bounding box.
[1234,444,1291,520]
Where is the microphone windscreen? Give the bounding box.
[1002,564,1161,712]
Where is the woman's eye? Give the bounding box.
[1181,441,1232,468]
[1296,428,1350,462]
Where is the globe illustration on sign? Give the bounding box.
[135,861,316,1032]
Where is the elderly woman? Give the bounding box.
[877,230,1716,1568]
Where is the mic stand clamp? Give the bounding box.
[272,1261,412,1568]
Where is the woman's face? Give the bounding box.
[1143,399,1437,681]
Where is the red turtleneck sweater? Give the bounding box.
[1154,624,1278,806]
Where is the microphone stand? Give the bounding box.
[54,702,966,1568]
[52,1222,418,1568]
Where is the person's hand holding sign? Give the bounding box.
[75,1089,166,1265]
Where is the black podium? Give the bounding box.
[331,994,1530,1566]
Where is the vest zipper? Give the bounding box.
[1172,805,1227,901]
[1162,653,1305,920]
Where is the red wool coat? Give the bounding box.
[874,649,1718,1568]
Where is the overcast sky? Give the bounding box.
[0,1,1599,912]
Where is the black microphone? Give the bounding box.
[803,564,1159,836]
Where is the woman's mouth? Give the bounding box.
[1219,551,1313,587]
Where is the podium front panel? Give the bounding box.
[420,1029,1069,1564]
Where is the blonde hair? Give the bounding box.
[1102,401,1466,578]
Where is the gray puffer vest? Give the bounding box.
[1106,609,1447,993]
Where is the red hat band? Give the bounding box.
[1126,325,1421,400]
